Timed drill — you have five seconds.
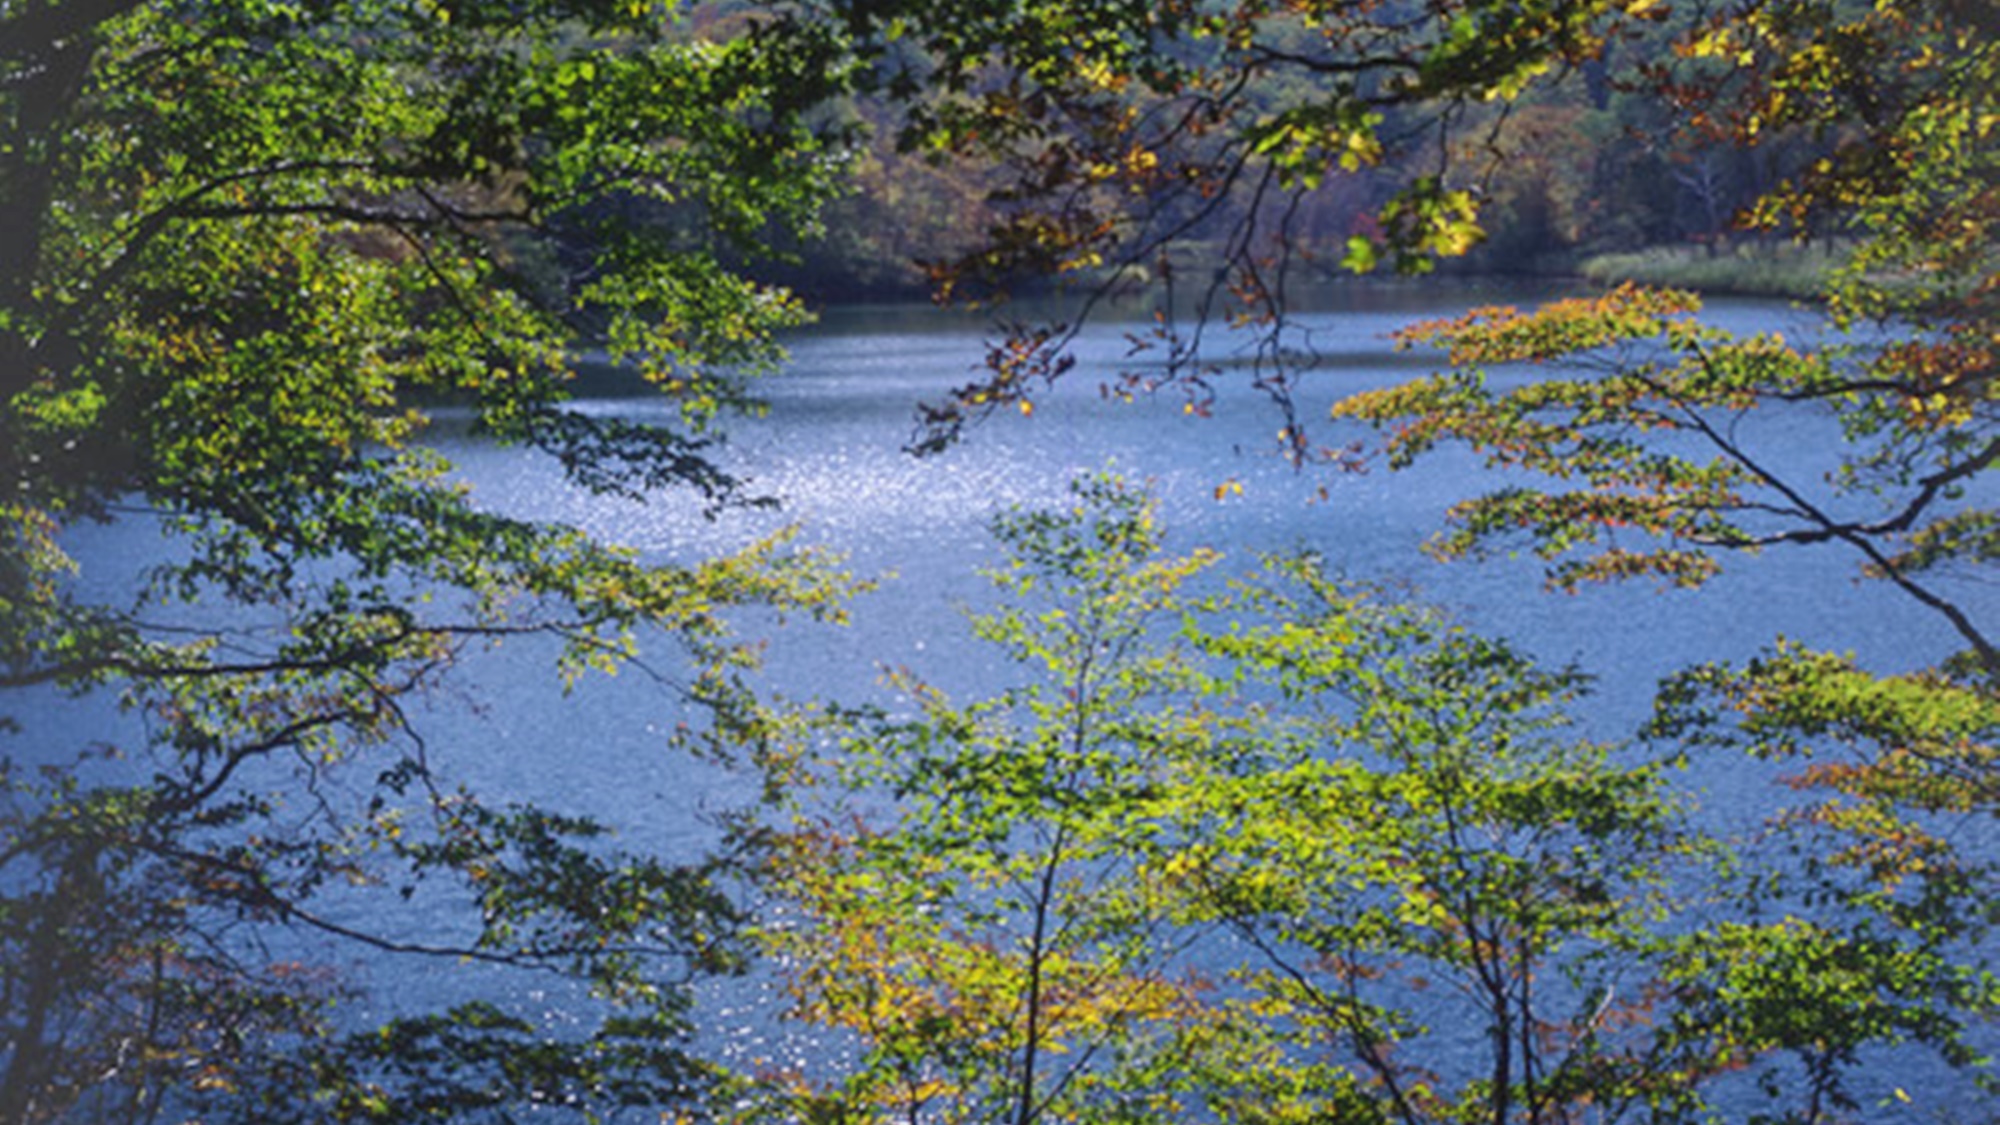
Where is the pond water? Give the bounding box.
[431,280,1992,1115]
[15,280,1994,1119]
[451,281,1974,789]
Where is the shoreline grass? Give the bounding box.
[1574,240,1848,300]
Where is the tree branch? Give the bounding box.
[1645,359,2000,679]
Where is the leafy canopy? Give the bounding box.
[1,1,859,1121]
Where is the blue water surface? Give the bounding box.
[11,280,1994,1119]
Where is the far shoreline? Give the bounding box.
[783,239,1847,313]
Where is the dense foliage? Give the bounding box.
[1,2,856,1121]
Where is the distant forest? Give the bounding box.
[728,22,1814,302]
[502,3,1846,309]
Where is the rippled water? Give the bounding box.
[15,282,1994,1116]
[432,283,1999,1114]
[450,284,1969,717]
